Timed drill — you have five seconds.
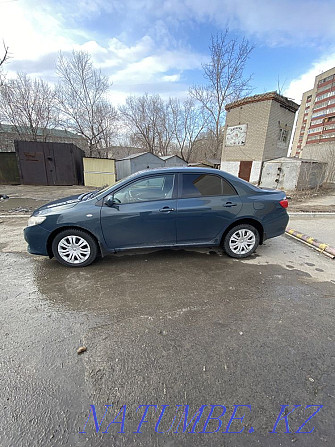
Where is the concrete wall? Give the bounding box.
[222,100,272,162]
[220,160,262,184]
[220,161,240,177]
[300,142,335,182]
[259,159,326,190]
[260,160,301,190]
[264,101,296,160]
[298,161,327,189]
[249,161,262,183]
[83,158,116,187]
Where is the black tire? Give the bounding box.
[223,224,260,259]
[52,229,98,267]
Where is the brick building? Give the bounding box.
[0,124,87,153]
[290,67,335,181]
[221,92,299,182]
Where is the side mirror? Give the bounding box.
[105,195,115,207]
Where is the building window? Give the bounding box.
[324,115,335,123]
[315,91,335,101]
[310,118,323,125]
[311,110,326,118]
[307,127,323,134]
[279,128,288,143]
[318,74,334,85]
[321,133,335,139]
[314,101,328,110]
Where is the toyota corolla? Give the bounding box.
[24,167,289,267]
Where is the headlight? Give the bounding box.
[27,216,47,227]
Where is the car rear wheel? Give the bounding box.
[52,229,98,267]
[223,224,259,258]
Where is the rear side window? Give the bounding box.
[181,174,237,198]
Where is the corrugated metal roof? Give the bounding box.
[160,155,184,160]
[120,152,155,160]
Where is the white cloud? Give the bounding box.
[163,74,181,82]
[107,36,155,63]
[4,0,335,106]
[0,1,77,61]
[110,47,203,85]
[161,0,335,45]
[284,52,335,103]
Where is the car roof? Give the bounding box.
[129,166,246,185]
[131,166,224,176]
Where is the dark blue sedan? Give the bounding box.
[24,167,289,267]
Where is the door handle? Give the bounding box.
[159,207,175,213]
[223,201,237,207]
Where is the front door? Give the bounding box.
[100,174,177,249]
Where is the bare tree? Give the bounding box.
[95,102,119,158]
[0,41,9,68]
[190,31,253,157]
[119,94,173,155]
[0,72,59,139]
[56,50,117,157]
[0,41,10,85]
[169,97,209,162]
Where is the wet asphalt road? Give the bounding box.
[1,236,335,447]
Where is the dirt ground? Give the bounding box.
[287,183,335,213]
[0,185,94,215]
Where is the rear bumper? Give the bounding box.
[263,211,289,241]
[24,225,51,256]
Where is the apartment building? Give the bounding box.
[291,67,335,158]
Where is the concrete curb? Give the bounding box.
[285,228,335,259]
[289,212,335,216]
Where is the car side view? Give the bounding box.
[24,167,289,267]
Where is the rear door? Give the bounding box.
[176,173,242,245]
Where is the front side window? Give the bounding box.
[113,174,175,204]
[181,174,237,198]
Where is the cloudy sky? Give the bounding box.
[1,0,335,105]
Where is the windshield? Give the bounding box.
[79,180,123,201]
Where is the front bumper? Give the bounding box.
[24,225,52,256]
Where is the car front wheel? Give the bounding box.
[223,224,259,258]
[52,229,98,267]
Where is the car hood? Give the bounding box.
[33,194,82,215]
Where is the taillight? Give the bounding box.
[279,199,288,208]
